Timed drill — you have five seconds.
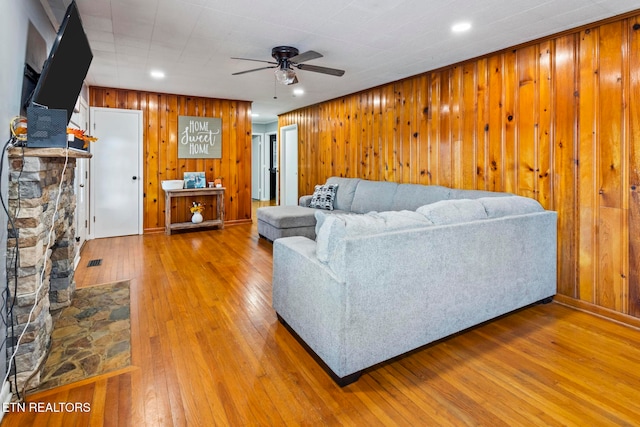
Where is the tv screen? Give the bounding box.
[30,0,92,124]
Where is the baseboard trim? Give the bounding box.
[554,294,640,330]
[0,381,13,422]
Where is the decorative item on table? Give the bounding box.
[190,202,204,223]
[67,128,98,150]
[214,177,223,188]
[184,171,206,189]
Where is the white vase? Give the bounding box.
[192,212,203,224]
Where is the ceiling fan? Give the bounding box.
[232,46,345,85]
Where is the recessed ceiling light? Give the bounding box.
[293,88,304,96]
[452,22,472,33]
[150,70,165,79]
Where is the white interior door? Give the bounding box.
[74,158,88,263]
[70,97,89,267]
[90,107,143,238]
[251,133,263,199]
[280,124,298,206]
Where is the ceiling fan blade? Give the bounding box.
[232,66,276,76]
[231,57,278,65]
[296,63,345,77]
[289,50,322,64]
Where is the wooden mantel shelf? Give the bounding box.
[7,146,93,159]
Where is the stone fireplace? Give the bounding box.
[5,147,91,391]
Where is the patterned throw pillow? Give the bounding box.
[309,184,339,210]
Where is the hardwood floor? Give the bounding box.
[3,216,640,426]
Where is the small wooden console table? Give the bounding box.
[164,187,225,235]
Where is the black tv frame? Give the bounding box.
[30,0,93,124]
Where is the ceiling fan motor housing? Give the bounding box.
[271,46,299,62]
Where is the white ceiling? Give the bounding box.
[43,0,640,124]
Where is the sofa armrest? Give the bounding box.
[272,236,348,374]
[299,195,313,207]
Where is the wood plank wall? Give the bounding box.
[279,13,640,320]
[89,88,252,231]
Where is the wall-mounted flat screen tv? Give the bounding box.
[30,0,93,124]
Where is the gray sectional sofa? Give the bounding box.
[269,177,558,386]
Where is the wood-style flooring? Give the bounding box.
[3,214,640,426]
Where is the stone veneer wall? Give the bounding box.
[6,155,77,391]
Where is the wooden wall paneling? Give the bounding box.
[351,93,362,179]
[340,99,349,177]
[308,108,317,192]
[428,73,441,185]
[597,21,626,311]
[516,45,538,198]
[226,101,239,222]
[348,95,358,178]
[126,91,139,111]
[450,67,464,189]
[488,54,504,192]
[299,109,308,191]
[554,34,579,298]
[417,75,431,185]
[439,70,453,187]
[461,62,478,189]
[577,27,599,303]
[361,91,372,181]
[382,84,396,182]
[166,94,179,196]
[397,79,410,183]
[476,58,490,190]
[503,50,518,194]
[598,22,625,209]
[538,41,553,209]
[147,94,161,226]
[629,15,640,316]
[241,103,252,220]
[369,87,386,181]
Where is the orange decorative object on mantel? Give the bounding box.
[67,128,98,148]
[214,177,223,188]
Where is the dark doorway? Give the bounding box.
[269,133,277,200]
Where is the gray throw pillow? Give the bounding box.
[309,184,338,210]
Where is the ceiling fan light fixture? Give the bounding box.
[275,68,296,85]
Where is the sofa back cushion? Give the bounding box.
[416,199,488,225]
[448,188,512,199]
[391,184,451,211]
[350,180,398,213]
[326,177,360,211]
[315,210,432,266]
[477,196,544,218]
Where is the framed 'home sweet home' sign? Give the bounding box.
[178,115,222,159]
